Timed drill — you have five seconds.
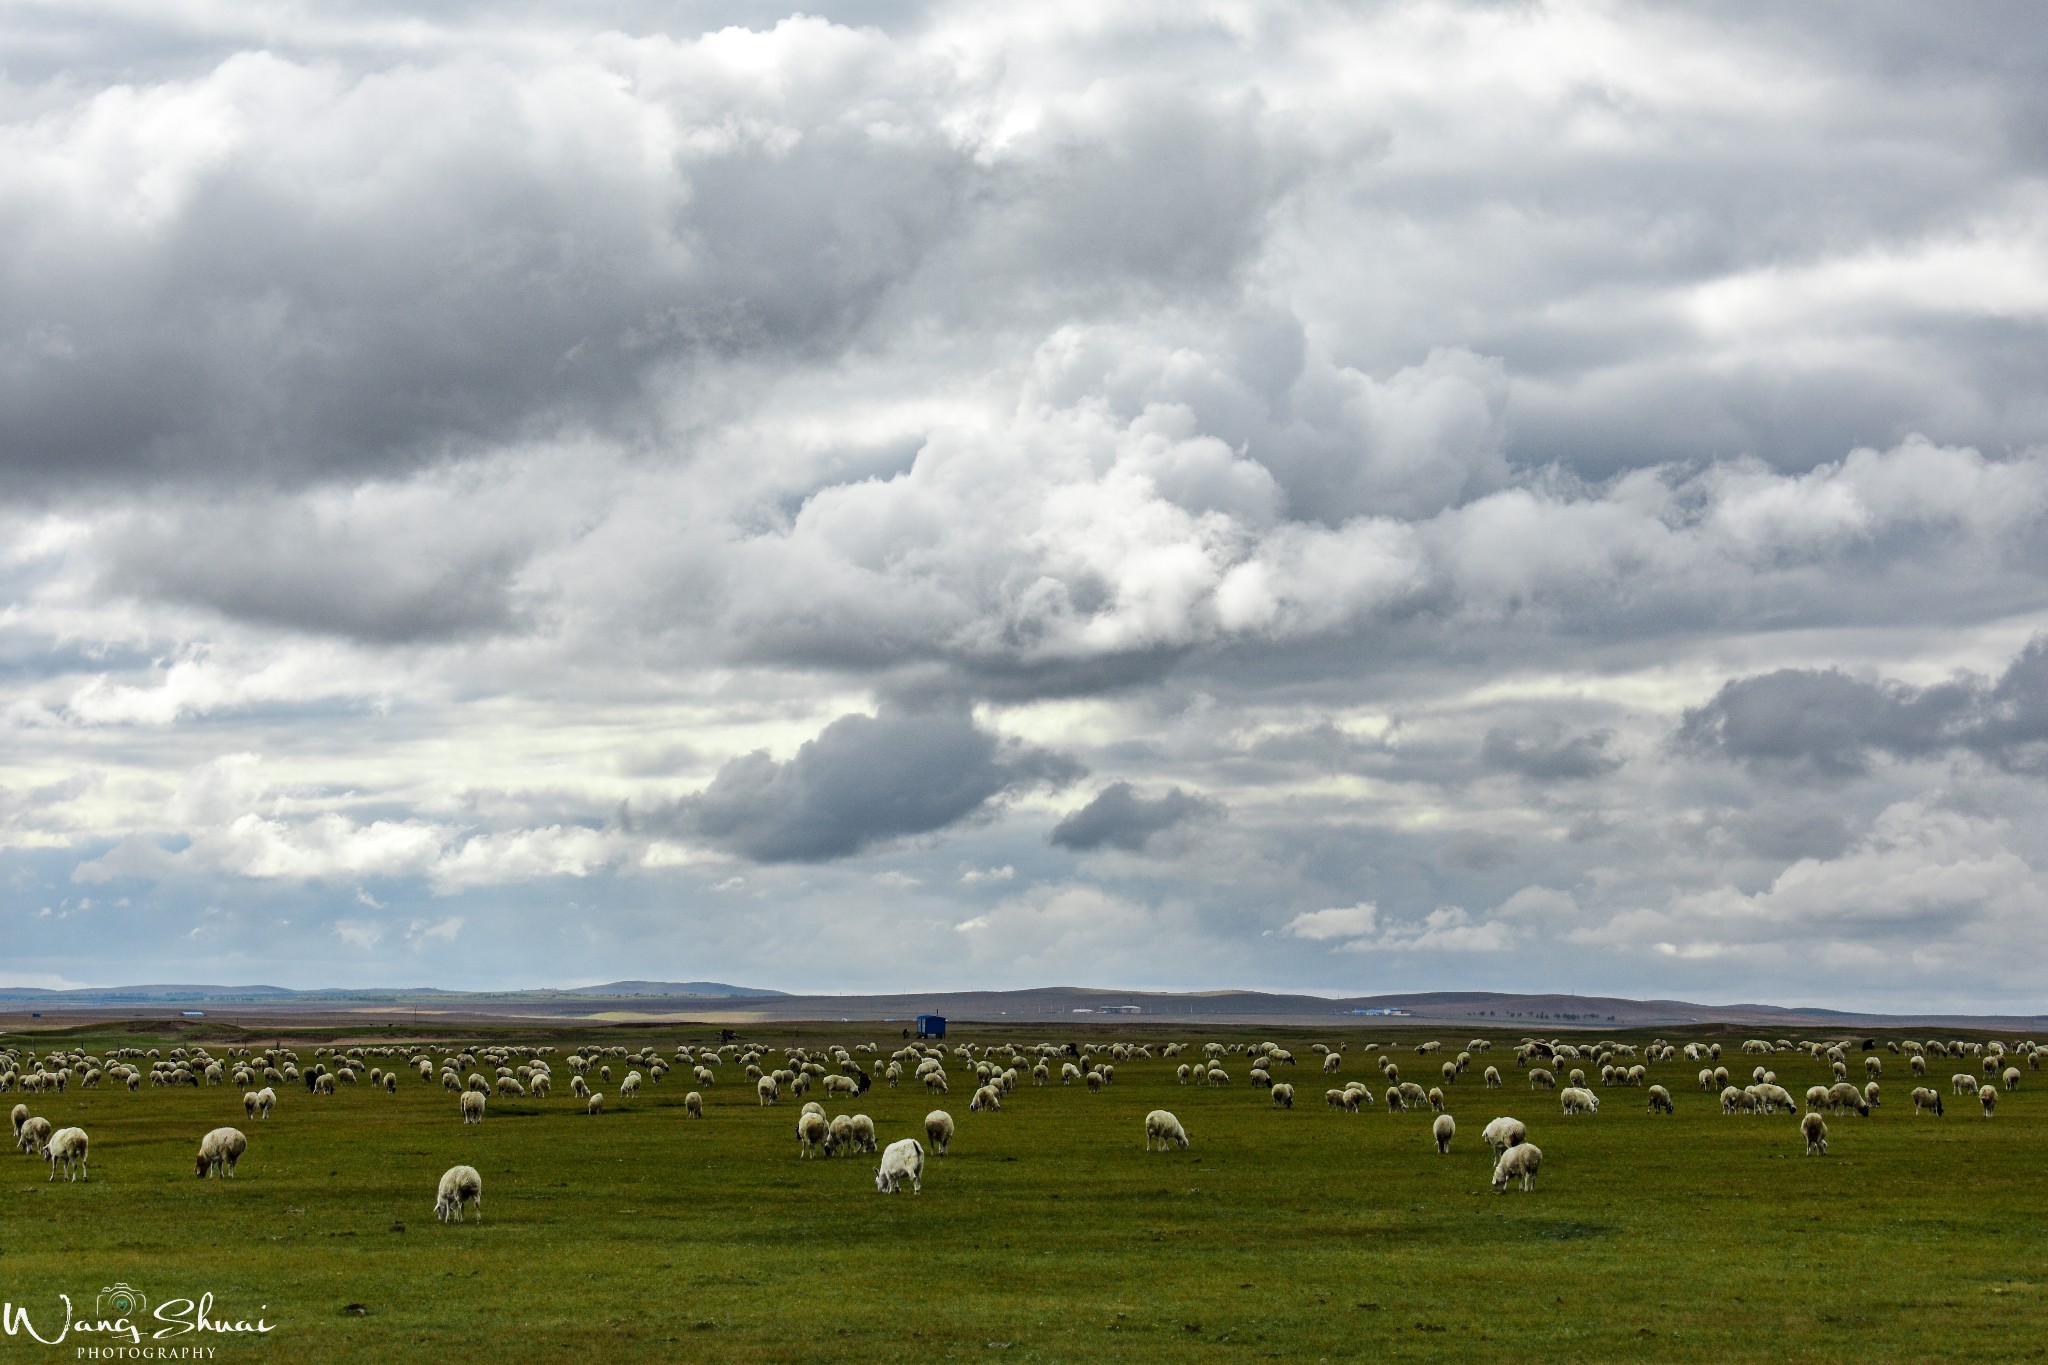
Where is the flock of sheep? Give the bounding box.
[3,1028,2034,1216]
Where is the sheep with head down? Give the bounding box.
[435,1165,482,1223]
[1492,1142,1542,1192]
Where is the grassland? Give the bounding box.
[2,1020,2043,1363]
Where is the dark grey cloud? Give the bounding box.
[1679,637,2048,776]
[678,708,1080,862]
[1479,727,1623,781]
[1049,782,1223,852]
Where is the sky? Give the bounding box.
[4,1,2047,1010]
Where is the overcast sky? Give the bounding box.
[4,2,2047,1010]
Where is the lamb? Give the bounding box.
[196,1126,247,1179]
[1647,1085,1674,1114]
[1481,1116,1526,1154]
[460,1090,486,1124]
[685,1091,704,1118]
[925,1109,954,1156]
[1145,1109,1190,1151]
[16,1115,51,1155]
[1271,1082,1295,1109]
[1801,1112,1828,1155]
[875,1137,925,1194]
[1433,1113,1455,1154]
[44,1126,88,1182]
[1559,1087,1600,1115]
[1910,1087,1944,1116]
[435,1165,483,1223]
[1491,1142,1543,1192]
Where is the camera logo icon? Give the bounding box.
[96,1283,147,1317]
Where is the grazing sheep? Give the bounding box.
[2004,1066,2022,1091]
[925,1109,955,1156]
[1481,1116,1527,1154]
[1325,1088,1354,1111]
[969,1084,1002,1112]
[1647,1085,1674,1114]
[848,1114,878,1154]
[1953,1072,1980,1095]
[1427,1086,1447,1113]
[9,1103,26,1138]
[1864,1081,1880,1110]
[1484,1066,1502,1088]
[797,1111,829,1157]
[460,1090,486,1124]
[685,1091,704,1118]
[196,1126,247,1179]
[1827,1082,1870,1117]
[435,1165,483,1223]
[1801,1112,1828,1155]
[1145,1109,1191,1151]
[1492,1142,1543,1192]
[1530,1068,1556,1090]
[1323,1053,1342,1074]
[1560,1087,1600,1116]
[1980,1085,1998,1117]
[496,1076,525,1097]
[621,1072,642,1100]
[875,1137,924,1194]
[586,1093,604,1115]
[44,1127,88,1182]
[16,1115,50,1156]
[243,1090,260,1119]
[1910,1087,1944,1116]
[1433,1113,1455,1154]
[826,1114,855,1156]
[1271,1082,1295,1109]
[1207,1068,1229,1087]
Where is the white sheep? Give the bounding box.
[460,1090,486,1124]
[1559,1087,1600,1115]
[970,1085,1002,1112]
[1271,1082,1295,1109]
[848,1113,878,1154]
[1910,1087,1944,1116]
[16,1115,51,1156]
[196,1126,247,1178]
[925,1108,955,1156]
[1433,1113,1455,1154]
[435,1165,483,1223]
[685,1091,704,1118]
[1530,1068,1556,1090]
[757,1075,779,1107]
[1492,1142,1543,1192]
[620,1071,641,1099]
[9,1103,26,1138]
[587,1093,604,1115]
[875,1137,924,1194]
[796,1110,829,1157]
[1801,1112,1828,1155]
[1979,1085,1997,1117]
[1481,1116,1526,1154]
[1646,1085,1674,1114]
[44,1127,88,1182]
[1484,1066,1502,1088]
[1145,1110,1190,1150]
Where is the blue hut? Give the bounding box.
[915,1014,947,1039]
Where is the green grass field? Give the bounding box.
[3,1021,2042,1363]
